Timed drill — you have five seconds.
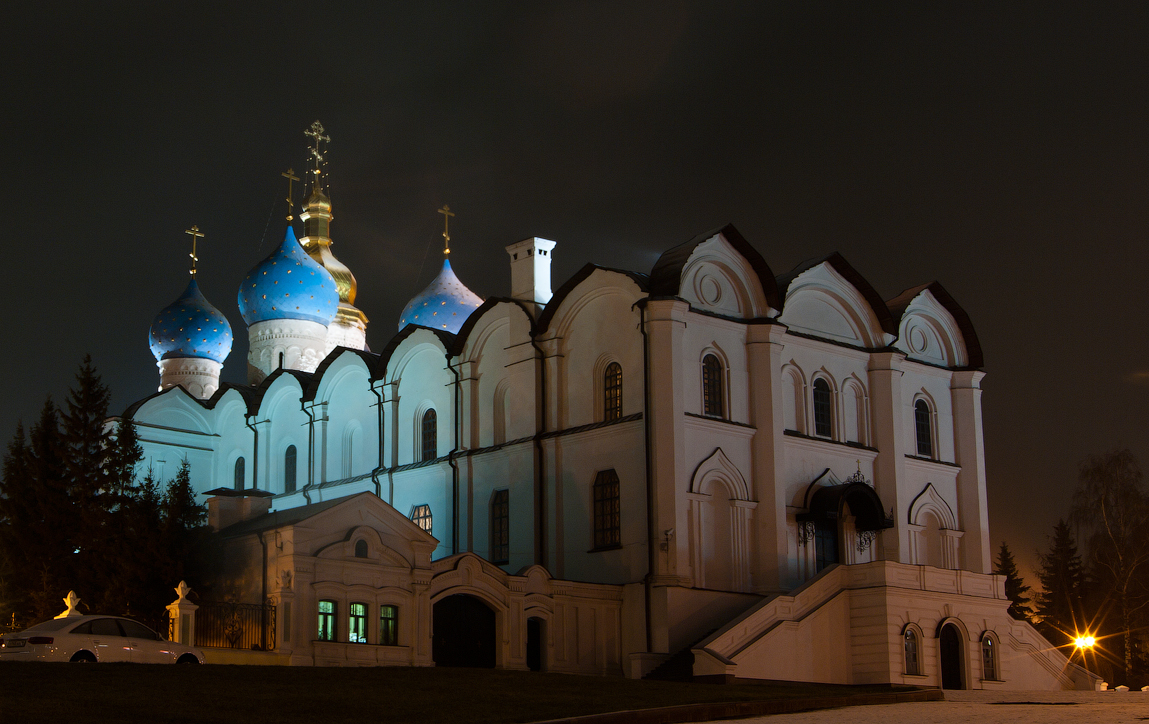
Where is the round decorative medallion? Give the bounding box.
[909,326,928,353]
[700,276,722,305]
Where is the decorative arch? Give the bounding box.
[842,376,869,445]
[888,284,980,369]
[678,240,772,319]
[936,616,970,690]
[687,449,756,592]
[781,363,806,433]
[909,483,962,569]
[778,260,895,348]
[492,378,510,445]
[342,420,363,478]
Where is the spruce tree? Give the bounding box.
[1036,519,1085,647]
[994,541,1033,621]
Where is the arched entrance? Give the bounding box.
[433,594,496,668]
[526,617,544,672]
[940,623,964,689]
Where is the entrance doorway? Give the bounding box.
[526,617,544,672]
[433,594,496,668]
[939,623,964,689]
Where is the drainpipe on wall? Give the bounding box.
[255,530,269,650]
[300,399,316,505]
[636,299,655,654]
[369,382,384,499]
[244,414,260,492]
[529,332,548,569]
[448,352,461,556]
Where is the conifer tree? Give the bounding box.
[1035,519,1085,648]
[994,541,1033,621]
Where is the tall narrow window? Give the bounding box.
[491,489,510,564]
[233,457,245,491]
[354,539,368,558]
[379,605,398,646]
[593,470,621,550]
[317,600,336,642]
[981,635,997,680]
[284,445,297,493]
[411,504,432,533]
[421,409,437,462]
[349,603,368,643]
[604,362,623,421]
[812,379,832,438]
[904,629,921,675]
[915,400,933,458]
[702,354,724,418]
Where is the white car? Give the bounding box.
[0,615,204,663]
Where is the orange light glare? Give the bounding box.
[1074,635,1096,649]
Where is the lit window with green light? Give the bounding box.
[349,603,368,643]
[318,600,336,641]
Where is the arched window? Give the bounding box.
[592,470,621,550]
[604,362,622,421]
[915,400,933,458]
[421,409,437,462]
[278,351,285,370]
[904,628,921,675]
[812,379,832,438]
[981,634,998,680]
[354,539,368,558]
[233,457,245,491]
[411,504,432,533]
[284,445,297,493]
[702,354,725,418]
[491,489,509,564]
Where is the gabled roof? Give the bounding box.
[534,263,650,336]
[775,252,897,336]
[887,282,984,369]
[648,224,780,310]
[217,496,349,538]
[302,347,382,401]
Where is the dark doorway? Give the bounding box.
[940,623,964,689]
[433,595,496,668]
[526,617,543,672]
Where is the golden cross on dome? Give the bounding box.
[185,225,205,277]
[305,120,330,187]
[281,168,300,221]
[438,204,454,255]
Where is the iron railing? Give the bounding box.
[190,601,276,651]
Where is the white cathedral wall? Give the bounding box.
[262,382,311,492]
[314,358,377,483]
[389,342,452,467]
[390,464,453,558]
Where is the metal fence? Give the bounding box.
[191,601,276,651]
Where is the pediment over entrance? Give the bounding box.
[798,469,893,532]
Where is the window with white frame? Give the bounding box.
[914,399,933,458]
[317,600,336,642]
[812,378,833,438]
[349,602,368,643]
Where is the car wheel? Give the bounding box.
[176,654,200,664]
[70,651,96,663]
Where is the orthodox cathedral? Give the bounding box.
[129,125,1096,688]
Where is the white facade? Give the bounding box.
[128,224,1096,688]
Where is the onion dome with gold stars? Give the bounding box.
[398,258,483,334]
[149,279,233,364]
[238,226,339,326]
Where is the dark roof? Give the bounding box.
[534,263,650,335]
[647,224,780,310]
[216,495,354,538]
[121,380,264,420]
[775,252,897,336]
[374,323,456,375]
[303,347,383,401]
[448,297,536,356]
[886,282,984,369]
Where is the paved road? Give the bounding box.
[709,690,1149,723]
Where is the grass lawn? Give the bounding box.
[0,662,916,723]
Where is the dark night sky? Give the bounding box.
[7,2,1149,581]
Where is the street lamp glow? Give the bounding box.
[1074,635,1096,649]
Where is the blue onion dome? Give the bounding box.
[149,279,233,363]
[398,259,483,334]
[238,226,339,326]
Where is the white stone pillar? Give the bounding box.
[867,352,910,563]
[165,582,199,645]
[951,370,991,573]
[746,323,789,592]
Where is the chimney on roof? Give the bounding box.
[205,488,274,531]
[505,238,556,313]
